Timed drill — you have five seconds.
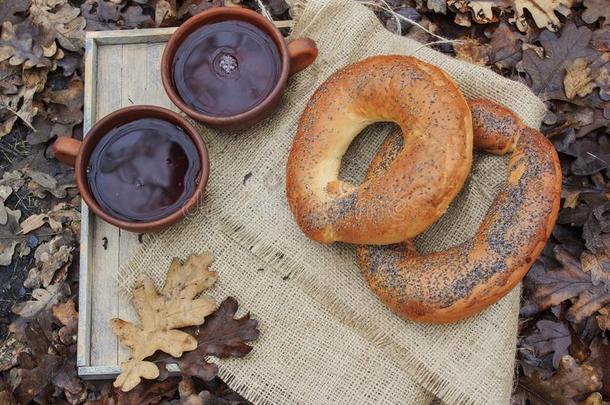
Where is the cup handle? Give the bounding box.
[287,38,318,76]
[53,136,82,167]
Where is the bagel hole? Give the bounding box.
[338,122,402,185]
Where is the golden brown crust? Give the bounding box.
[357,99,562,323]
[286,55,473,245]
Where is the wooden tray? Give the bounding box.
[77,22,293,379]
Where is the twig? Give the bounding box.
[357,0,451,42]
[0,232,64,240]
[1,105,36,132]
[408,39,465,55]
[255,0,273,21]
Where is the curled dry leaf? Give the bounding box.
[564,58,597,99]
[0,208,22,266]
[12,282,70,321]
[24,167,75,198]
[111,254,218,392]
[19,202,80,235]
[0,185,13,225]
[0,86,38,137]
[583,392,610,405]
[587,337,610,398]
[30,232,74,287]
[509,0,572,32]
[155,0,177,27]
[453,37,490,66]
[520,355,602,405]
[0,335,22,373]
[0,61,22,95]
[52,298,78,345]
[448,0,571,32]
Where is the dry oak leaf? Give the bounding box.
[155,0,177,27]
[521,319,571,369]
[24,167,75,198]
[111,253,218,392]
[521,246,610,324]
[80,0,154,31]
[0,85,38,137]
[587,337,610,398]
[113,378,178,405]
[12,283,70,320]
[0,0,32,24]
[509,0,572,32]
[0,185,12,225]
[564,58,597,99]
[0,207,21,266]
[52,299,78,345]
[486,21,527,70]
[29,0,85,52]
[593,24,610,52]
[0,21,50,68]
[19,202,80,235]
[583,393,610,405]
[447,0,503,25]
[177,377,212,405]
[10,319,84,404]
[0,60,23,95]
[520,355,602,405]
[30,232,74,287]
[520,22,597,102]
[582,249,610,289]
[453,37,490,66]
[166,297,260,381]
[582,0,610,24]
[448,0,571,32]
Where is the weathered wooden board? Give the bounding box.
[78,23,292,379]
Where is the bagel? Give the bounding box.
[357,99,561,323]
[286,55,473,245]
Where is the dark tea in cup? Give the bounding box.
[161,7,318,130]
[85,118,201,222]
[53,105,209,232]
[173,20,282,117]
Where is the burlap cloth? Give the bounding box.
[118,0,547,403]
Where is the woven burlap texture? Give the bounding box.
[118,0,547,403]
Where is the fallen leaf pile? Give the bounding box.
[0,254,259,403]
[1,0,610,403]
[112,254,260,394]
[112,254,219,392]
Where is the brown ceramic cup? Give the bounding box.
[161,7,318,130]
[52,105,209,232]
